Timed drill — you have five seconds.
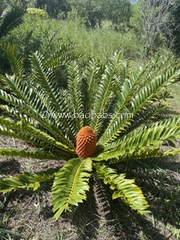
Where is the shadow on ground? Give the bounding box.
[0,159,20,176]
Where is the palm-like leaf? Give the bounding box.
[51,158,92,219]
[90,52,122,137]
[0,169,58,193]
[0,47,179,218]
[95,164,150,214]
[0,6,24,38]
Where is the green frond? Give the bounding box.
[95,164,150,215]
[20,123,75,154]
[0,103,30,120]
[51,158,92,219]
[94,117,180,161]
[0,125,36,146]
[31,52,77,142]
[90,52,122,136]
[149,115,180,129]
[0,50,76,146]
[0,117,75,154]
[122,104,168,136]
[131,56,179,89]
[0,74,25,99]
[108,148,180,164]
[98,64,179,145]
[129,66,179,114]
[0,88,29,112]
[44,41,78,69]
[67,61,84,130]
[0,88,74,148]
[0,147,58,160]
[0,126,73,160]
[0,6,24,38]
[103,113,180,154]
[82,59,101,124]
[0,102,62,147]
[0,73,42,110]
[164,148,180,156]
[0,168,58,194]
[100,76,137,141]
[0,75,51,129]
[99,103,167,146]
[31,51,61,110]
[1,44,24,76]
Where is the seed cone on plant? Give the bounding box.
[76,126,96,159]
[0,49,180,220]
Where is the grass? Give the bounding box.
[51,19,142,61]
[168,82,180,114]
[8,17,142,65]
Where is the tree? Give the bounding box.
[131,0,176,56]
[171,0,180,55]
[36,0,71,19]
[68,0,131,28]
[68,0,103,27]
[101,0,131,29]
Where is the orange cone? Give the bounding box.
[76,126,96,159]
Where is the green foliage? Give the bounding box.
[52,19,141,61]
[35,0,71,19]
[0,2,25,74]
[0,48,179,219]
[0,228,25,240]
[0,0,176,68]
[6,14,63,57]
[0,168,58,193]
[166,225,180,239]
[100,0,132,27]
[68,0,102,27]
[52,158,92,219]
[95,164,150,214]
[3,15,141,69]
[65,0,132,28]
[171,0,180,56]
[27,7,49,18]
[0,4,24,38]
[130,0,176,56]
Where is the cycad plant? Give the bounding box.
[0,47,179,219]
[0,1,24,39]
